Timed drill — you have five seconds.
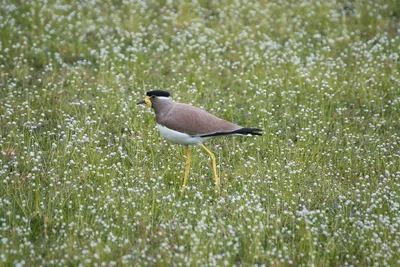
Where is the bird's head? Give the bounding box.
[137,90,171,108]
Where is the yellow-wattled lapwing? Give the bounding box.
[137,90,262,192]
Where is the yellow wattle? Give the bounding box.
[144,96,152,107]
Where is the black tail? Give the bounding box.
[200,128,263,138]
[234,127,263,136]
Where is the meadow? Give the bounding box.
[1,0,400,266]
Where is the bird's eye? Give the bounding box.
[151,95,156,99]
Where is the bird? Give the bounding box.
[137,90,262,193]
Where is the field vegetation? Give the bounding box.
[1,0,400,265]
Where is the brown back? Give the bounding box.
[156,103,241,136]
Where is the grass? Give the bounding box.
[1,0,400,265]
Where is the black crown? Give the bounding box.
[146,90,170,97]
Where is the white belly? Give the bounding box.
[157,124,209,145]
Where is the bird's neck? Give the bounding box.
[153,98,174,118]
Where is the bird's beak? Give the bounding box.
[137,96,152,107]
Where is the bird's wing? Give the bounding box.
[157,103,241,136]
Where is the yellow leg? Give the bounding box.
[201,144,220,190]
[181,146,191,193]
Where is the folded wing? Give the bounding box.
[157,103,243,136]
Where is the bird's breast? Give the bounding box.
[156,124,203,145]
